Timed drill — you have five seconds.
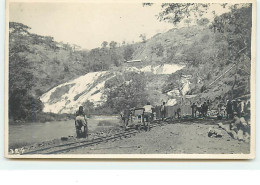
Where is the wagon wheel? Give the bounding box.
[136,124,141,132]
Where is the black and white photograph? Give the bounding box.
[5,0,256,159]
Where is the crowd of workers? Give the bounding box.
[73,98,250,138]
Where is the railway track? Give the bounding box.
[22,122,160,155]
[21,118,220,155]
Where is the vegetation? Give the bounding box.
[8,22,127,122]
[9,3,252,121]
[104,72,148,113]
[158,4,252,102]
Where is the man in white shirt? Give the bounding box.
[143,102,153,122]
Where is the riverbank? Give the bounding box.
[8,115,122,150]
[9,112,74,125]
[10,120,250,155]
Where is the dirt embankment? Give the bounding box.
[66,121,250,154]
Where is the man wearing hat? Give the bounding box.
[237,99,244,117]
[75,106,88,138]
[121,105,131,130]
[226,100,233,119]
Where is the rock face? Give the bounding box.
[40,71,114,114]
[40,64,186,114]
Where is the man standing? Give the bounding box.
[207,100,211,111]
[202,102,208,117]
[197,101,202,117]
[75,106,88,138]
[191,102,197,118]
[226,100,233,119]
[176,107,181,119]
[121,105,131,130]
[237,99,244,117]
[143,102,153,131]
[143,102,153,122]
[160,102,166,121]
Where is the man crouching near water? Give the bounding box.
[75,106,88,139]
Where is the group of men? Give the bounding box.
[191,100,210,118]
[121,100,212,128]
[120,102,155,129]
[74,98,250,138]
[226,99,249,119]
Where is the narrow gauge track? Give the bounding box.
[22,118,219,155]
[22,123,160,155]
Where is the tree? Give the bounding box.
[109,41,117,49]
[139,34,147,43]
[209,5,252,98]
[104,72,148,113]
[144,3,210,25]
[152,43,164,57]
[9,22,43,120]
[111,51,121,67]
[197,18,210,27]
[123,45,135,61]
[101,41,108,48]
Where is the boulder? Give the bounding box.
[237,129,244,141]
[244,132,250,143]
[61,137,68,141]
[230,130,238,140]
[208,128,223,138]
[240,117,247,126]
[218,122,223,128]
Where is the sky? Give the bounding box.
[9,2,230,50]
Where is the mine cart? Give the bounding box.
[131,108,151,131]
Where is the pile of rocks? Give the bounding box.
[208,127,223,138]
[218,116,250,143]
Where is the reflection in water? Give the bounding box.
[9,116,121,148]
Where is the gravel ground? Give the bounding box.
[66,121,250,154]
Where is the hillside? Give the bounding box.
[40,64,185,114]
[9,5,251,120]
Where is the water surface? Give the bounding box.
[9,115,121,148]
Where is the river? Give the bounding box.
[9,115,121,148]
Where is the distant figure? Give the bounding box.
[237,99,244,117]
[230,112,242,134]
[226,100,233,119]
[232,100,238,115]
[245,100,250,115]
[75,106,88,138]
[160,102,166,121]
[197,102,202,117]
[217,101,222,115]
[176,107,181,119]
[202,102,208,117]
[244,100,250,122]
[191,103,197,118]
[121,105,131,129]
[143,102,153,122]
[207,100,211,111]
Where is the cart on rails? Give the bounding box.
[127,108,152,131]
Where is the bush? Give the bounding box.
[97,120,113,126]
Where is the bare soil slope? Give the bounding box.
[67,122,250,154]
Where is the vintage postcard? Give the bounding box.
[5,0,256,159]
